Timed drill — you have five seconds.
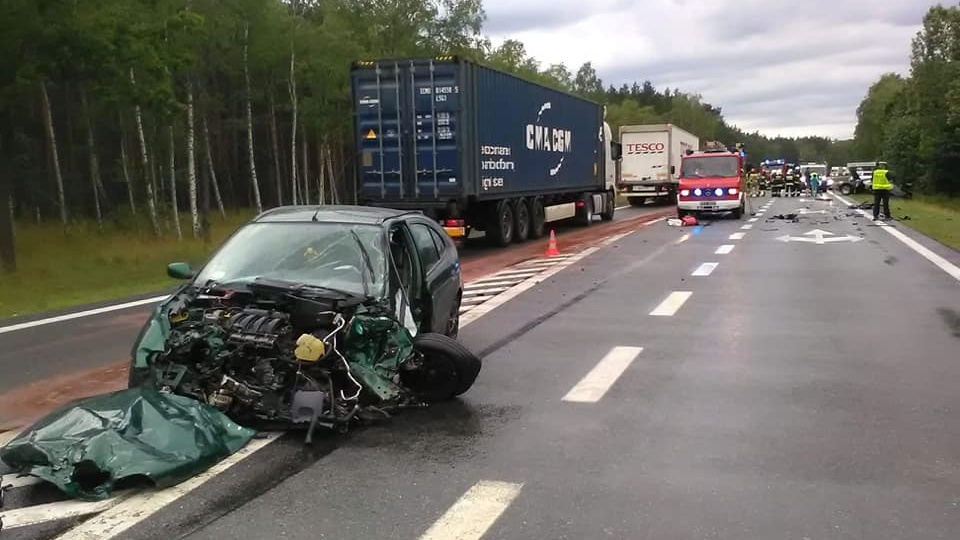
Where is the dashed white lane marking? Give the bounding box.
[748,217,759,222]
[740,224,753,230]
[562,346,644,403]
[675,233,690,244]
[729,232,746,240]
[0,295,169,335]
[715,244,735,254]
[691,262,718,276]
[831,192,960,282]
[417,480,523,540]
[650,291,693,316]
[54,432,283,540]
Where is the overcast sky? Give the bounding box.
[482,0,942,139]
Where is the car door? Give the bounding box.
[405,218,461,334]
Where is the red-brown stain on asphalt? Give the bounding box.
[0,208,671,432]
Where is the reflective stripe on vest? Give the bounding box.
[872,168,892,190]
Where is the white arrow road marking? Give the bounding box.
[776,228,863,244]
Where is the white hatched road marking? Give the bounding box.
[691,262,718,276]
[54,433,282,539]
[417,481,523,540]
[463,286,510,296]
[650,291,693,316]
[831,192,960,282]
[715,244,735,254]
[1,492,135,530]
[562,346,644,403]
[729,232,746,240]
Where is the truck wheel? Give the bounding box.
[529,198,546,239]
[628,197,645,207]
[513,199,530,242]
[487,200,514,247]
[578,194,593,227]
[600,191,615,221]
[839,184,852,195]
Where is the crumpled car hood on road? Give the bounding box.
[0,386,255,501]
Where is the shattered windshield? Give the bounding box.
[680,156,740,178]
[193,222,388,298]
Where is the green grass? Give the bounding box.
[0,210,256,319]
[850,193,960,251]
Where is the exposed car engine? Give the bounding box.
[145,278,448,443]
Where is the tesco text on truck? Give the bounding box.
[626,142,666,154]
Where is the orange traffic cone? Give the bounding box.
[545,230,561,257]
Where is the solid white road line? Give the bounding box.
[417,480,523,540]
[740,224,753,230]
[691,262,719,276]
[650,291,693,316]
[615,204,631,210]
[831,192,960,282]
[729,232,746,240]
[562,346,644,403]
[0,473,45,490]
[715,244,735,255]
[748,217,759,222]
[675,233,690,244]
[55,432,283,540]
[0,295,168,335]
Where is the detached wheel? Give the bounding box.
[403,333,482,401]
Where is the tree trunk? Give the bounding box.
[326,141,338,204]
[316,138,325,205]
[301,122,309,204]
[120,130,137,216]
[268,87,282,205]
[131,68,161,236]
[244,22,263,214]
[169,125,182,239]
[0,142,15,272]
[40,81,67,227]
[79,86,103,231]
[288,31,299,205]
[202,116,226,218]
[186,81,199,237]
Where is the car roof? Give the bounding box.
[252,205,422,225]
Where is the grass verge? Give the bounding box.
[0,210,255,319]
[849,193,960,251]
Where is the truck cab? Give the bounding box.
[676,143,745,219]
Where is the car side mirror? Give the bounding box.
[167,262,194,280]
[610,142,622,161]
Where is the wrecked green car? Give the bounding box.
[127,205,481,443]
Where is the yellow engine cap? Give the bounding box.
[294,333,326,362]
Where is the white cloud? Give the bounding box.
[482,0,940,139]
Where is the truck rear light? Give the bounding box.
[680,189,690,196]
[443,219,464,227]
[576,201,585,207]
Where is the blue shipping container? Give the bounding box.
[351,57,605,206]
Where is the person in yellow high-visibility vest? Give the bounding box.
[870,161,894,221]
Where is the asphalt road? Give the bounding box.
[5,194,960,539]
[0,203,662,397]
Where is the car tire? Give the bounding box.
[445,295,461,339]
[405,333,482,401]
[600,190,615,221]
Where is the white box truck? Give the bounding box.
[618,124,699,206]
